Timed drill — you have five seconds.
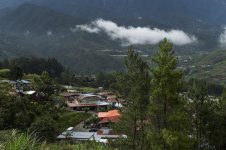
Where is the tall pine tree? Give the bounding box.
[149,39,193,149]
[115,47,151,150]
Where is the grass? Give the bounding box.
[0,130,45,150]
[0,69,10,78]
[0,69,10,73]
[0,133,113,150]
[0,112,93,149]
[56,112,91,132]
[0,130,13,145]
[79,87,97,93]
[0,82,14,94]
[67,86,98,93]
[0,130,114,150]
[190,50,226,84]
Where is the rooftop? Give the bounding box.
[79,94,102,100]
[57,131,95,140]
[99,116,120,124]
[98,110,120,118]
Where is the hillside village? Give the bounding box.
[0,75,126,145]
[58,90,125,143]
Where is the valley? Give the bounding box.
[0,1,225,79]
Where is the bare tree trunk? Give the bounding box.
[132,116,137,150]
[140,114,144,150]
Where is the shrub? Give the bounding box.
[1,130,45,150]
[29,118,57,142]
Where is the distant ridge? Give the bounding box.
[0,3,86,34]
[0,0,225,73]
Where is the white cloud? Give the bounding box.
[76,19,197,46]
[219,27,226,46]
[76,25,100,33]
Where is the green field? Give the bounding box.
[0,69,10,79]
[67,86,98,93]
[190,50,226,84]
[57,112,91,132]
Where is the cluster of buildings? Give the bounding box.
[57,109,123,144]
[57,127,126,144]
[59,92,123,111]
[58,91,125,144]
[1,78,126,144]
[0,79,38,96]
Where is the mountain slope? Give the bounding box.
[0,3,86,34]
[190,50,226,83]
[1,0,226,25]
[0,1,225,73]
[28,0,226,25]
[0,4,124,73]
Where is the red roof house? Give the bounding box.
[98,110,120,124]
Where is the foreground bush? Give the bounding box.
[0,130,116,150]
[0,130,45,150]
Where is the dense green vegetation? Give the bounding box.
[0,68,91,144]
[1,39,226,149]
[0,57,64,78]
[0,69,10,77]
[0,130,43,150]
[109,39,226,150]
[57,112,91,132]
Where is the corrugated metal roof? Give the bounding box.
[79,94,102,100]
[23,91,36,95]
[57,131,95,139]
[17,80,31,84]
[67,101,110,108]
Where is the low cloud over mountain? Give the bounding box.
[219,27,226,46]
[76,19,197,46]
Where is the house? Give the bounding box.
[66,94,110,111]
[1,79,33,93]
[94,128,126,144]
[57,131,96,142]
[98,116,120,124]
[98,110,120,127]
[17,80,31,84]
[107,96,123,108]
[98,92,124,108]
[59,92,80,102]
[57,128,126,144]
[15,80,32,92]
[98,110,120,118]
[78,94,102,104]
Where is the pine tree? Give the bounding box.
[115,47,151,150]
[187,79,226,149]
[149,39,193,149]
[9,65,23,80]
